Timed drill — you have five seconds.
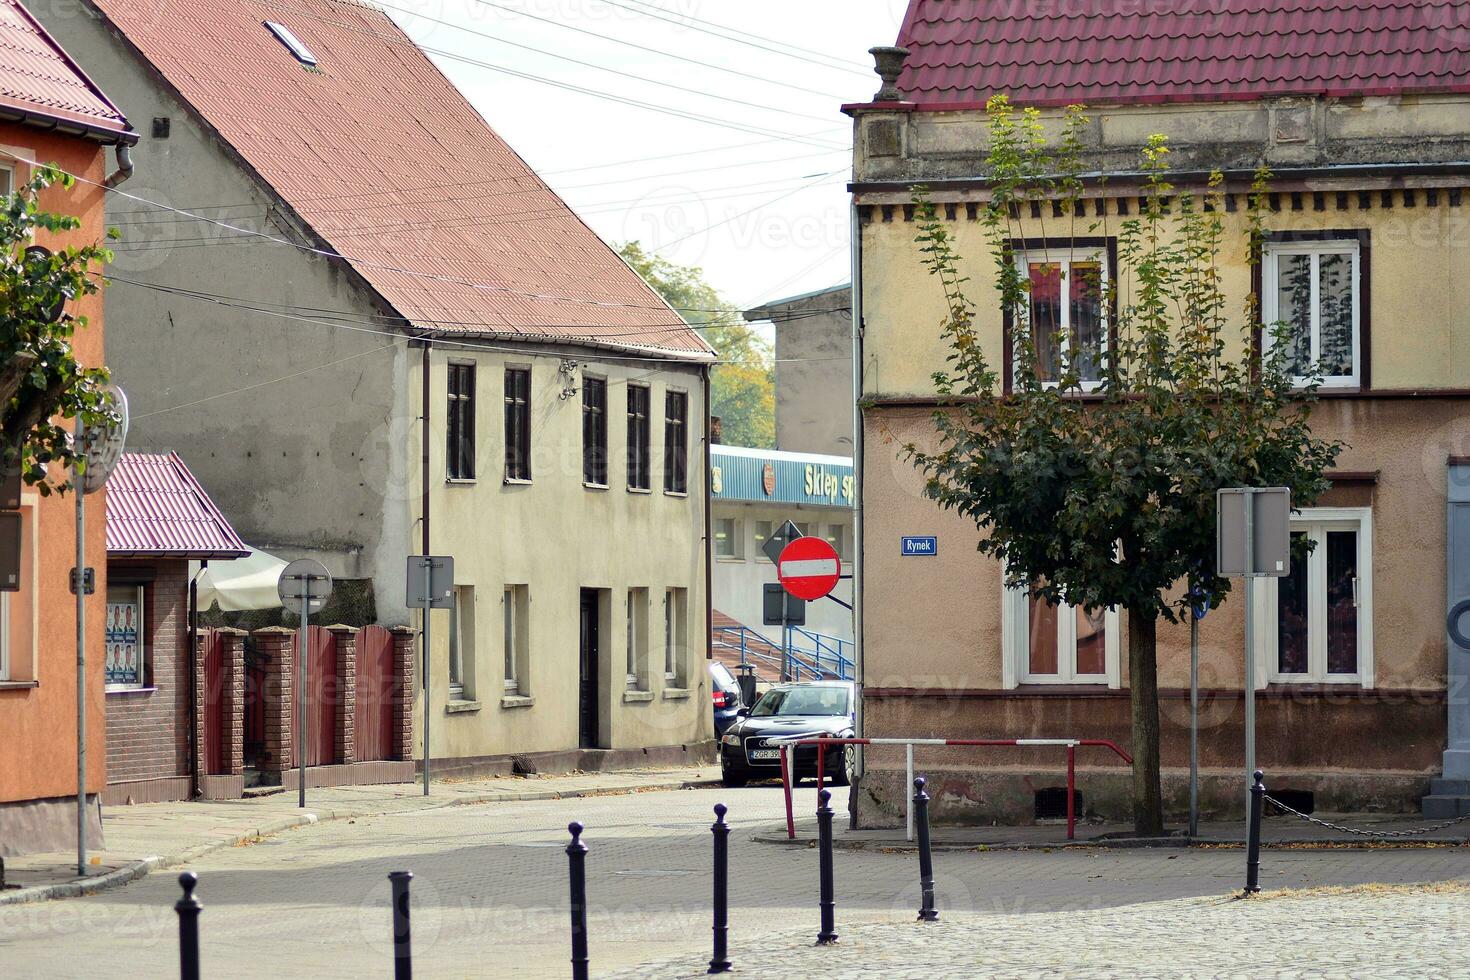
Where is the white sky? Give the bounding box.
[382,0,910,311]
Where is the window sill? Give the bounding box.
[503,477,533,487]
[0,680,39,690]
[714,556,745,563]
[583,482,610,491]
[500,694,535,709]
[663,490,689,498]
[627,486,653,495]
[445,478,477,486]
[445,699,482,714]
[106,685,158,695]
[623,689,654,703]
[661,688,691,701]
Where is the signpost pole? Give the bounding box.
[1189,613,1199,839]
[1243,491,1256,825]
[422,560,432,796]
[298,578,309,809]
[75,432,87,876]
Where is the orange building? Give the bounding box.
[0,0,135,856]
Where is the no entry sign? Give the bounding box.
[777,536,841,601]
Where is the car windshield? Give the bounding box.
[751,686,849,718]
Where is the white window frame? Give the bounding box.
[1261,239,1361,389]
[663,589,676,682]
[626,588,647,689]
[502,585,526,694]
[1014,246,1110,392]
[0,164,13,198]
[1001,584,1121,688]
[1257,506,1373,687]
[448,585,474,700]
[104,583,147,692]
[714,517,742,560]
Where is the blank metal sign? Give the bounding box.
[1216,487,1291,577]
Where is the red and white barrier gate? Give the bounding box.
[773,737,1134,842]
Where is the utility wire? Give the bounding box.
[465,0,850,101]
[596,0,874,75]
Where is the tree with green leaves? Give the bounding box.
[904,98,1342,834]
[1,167,117,493]
[619,241,774,447]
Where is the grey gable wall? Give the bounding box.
[34,0,411,620]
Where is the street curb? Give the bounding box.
[0,774,718,907]
[750,825,1470,852]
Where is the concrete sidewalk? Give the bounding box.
[0,765,718,906]
[758,809,1470,849]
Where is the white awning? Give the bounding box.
[188,546,289,611]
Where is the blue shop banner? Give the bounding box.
[711,446,854,507]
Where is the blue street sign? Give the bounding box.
[901,536,937,556]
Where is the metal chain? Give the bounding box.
[1262,794,1470,839]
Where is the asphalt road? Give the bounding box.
[3,785,1469,978]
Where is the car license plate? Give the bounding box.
[749,749,780,760]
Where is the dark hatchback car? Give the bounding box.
[718,681,854,788]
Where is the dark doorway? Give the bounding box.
[579,589,601,748]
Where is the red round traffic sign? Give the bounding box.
[777,536,841,601]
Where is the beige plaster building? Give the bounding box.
[36,0,717,775]
[846,2,1470,824]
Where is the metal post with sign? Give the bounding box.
[1217,487,1290,824]
[278,559,333,809]
[761,521,804,681]
[407,556,454,795]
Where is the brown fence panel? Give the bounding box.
[356,625,395,762]
[202,629,225,774]
[291,626,339,767]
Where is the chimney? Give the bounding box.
[869,46,911,102]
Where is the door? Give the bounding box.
[579,589,600,749]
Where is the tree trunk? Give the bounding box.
[1128,607,1165,836]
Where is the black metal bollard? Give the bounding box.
[175,872,202,980]
[389,871,413,979]
[816,788,838,945]
[708,803,732,974]
[1244,769,1265,894]
[567,821,590,980]
[914,776,938,922]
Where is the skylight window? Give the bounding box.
[264,21,317,66]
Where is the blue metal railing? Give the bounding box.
[712,624,853,682]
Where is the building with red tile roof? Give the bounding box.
[0,0,135,856]
[872,0,1470,110]
[105,452,248,559]
[33,0,715,781]
[844,2,1470,826]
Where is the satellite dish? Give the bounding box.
[82,385,128,494]
[22,245,69,323]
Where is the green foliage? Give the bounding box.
[0,166,117,494]
[619,241,774,447]
[905,96,1342,625]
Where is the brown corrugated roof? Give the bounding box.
[0,0,132,142]
[90,0,712,358]
[105,452,249,559]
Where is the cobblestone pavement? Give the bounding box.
[609,885,1470,979]
[3,785,1469,978]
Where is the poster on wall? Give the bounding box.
[106,589,141,686]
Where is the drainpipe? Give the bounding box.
[104,144,134,188]
[188,560,206,799]
[703,366,714,667]
[420,336,431,556]
[848,199,865,829]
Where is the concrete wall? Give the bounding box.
[34,2,407,605]
[411,343,712,762]
[746,285,855,456]
[0,123,110,851]
[711,499,853,642]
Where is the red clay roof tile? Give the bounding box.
[888,0,1470,108]
[91,0,712,357]
[0,0,131,139]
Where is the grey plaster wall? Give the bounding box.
[35,1,406,608]
[746,285,854,457]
